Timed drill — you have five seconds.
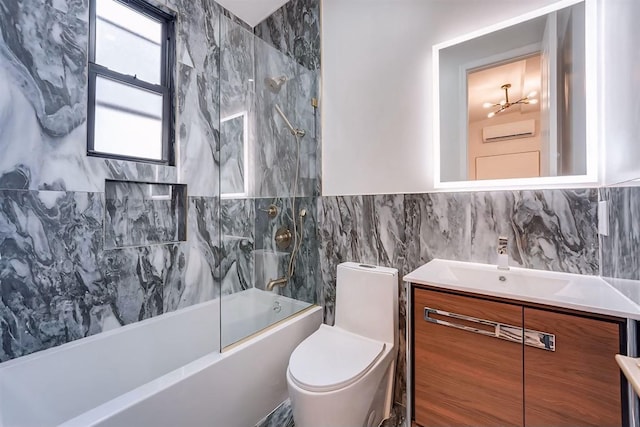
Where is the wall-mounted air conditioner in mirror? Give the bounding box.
[433,0,598,190]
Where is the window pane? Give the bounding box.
[94,76,164,160]
[96,0,162,84]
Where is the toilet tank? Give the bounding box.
[334,262,399,345]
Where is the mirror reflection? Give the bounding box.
[438,1,586,183]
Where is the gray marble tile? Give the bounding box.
[165,196,220,312]
[404,192,472,273]
[254,0,321,71]
[0,1,87,138]
[220,15,254,197]
[317,195,406,324]
[254,37,319,198]
[219,198,254,295]
[104,181,187,249]
[255,398,294,427]
[0,0,195,194]
[101,245,181,325]
[214,2,252,32]
[0,190,103,361]
[254,197,318,303]
[316,189,601,410]
[172,0,221,198]
[600,186,640,280]
[470,189,599,275]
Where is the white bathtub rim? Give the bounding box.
[60,305,322,427]
[0,289,305,371]
[0,298,220,372]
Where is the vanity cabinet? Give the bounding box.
[412,286,625,427]
[413,289,524,427]
[524,308,622,426]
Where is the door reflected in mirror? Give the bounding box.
[436,0,589,185]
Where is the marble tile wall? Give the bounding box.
[217,7,321,313]
[254,38,319,198]
[600,185,640,281]
[0,0,231,361]
[254,197,319,303]
[254,0,322,196]
[254,0,321,72]
[104,181,187,249]
[316,188,599,408]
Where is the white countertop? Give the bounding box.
[404,259,640,320]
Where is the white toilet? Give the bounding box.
[286,262,398,427]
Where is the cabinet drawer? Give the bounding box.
[524,308,622,427]
[413,288,524,427]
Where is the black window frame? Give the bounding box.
[87,0,176,165]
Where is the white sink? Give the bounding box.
[404,259,640,320]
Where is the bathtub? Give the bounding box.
[0,289,321,427]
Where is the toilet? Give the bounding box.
[286,262,398,427]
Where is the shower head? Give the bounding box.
[265,76,287,93]
[275,104,305,138]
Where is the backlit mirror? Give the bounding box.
[434,0,597,188]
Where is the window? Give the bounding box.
[88,0,175,164]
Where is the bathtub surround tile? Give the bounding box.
[600,186,640,280]
[254,197,318,303]
[0,188,207,362]
[220,198,255,295]
[0,0,88,138]
[165,196,220,312]
[254,0,321,72]
[470,189,599,275]
[0,190,103,362]
[254,37,319,198]
[172,0,221,198]
[0,0,325,368]
[220,15,255,197]
[216,2,252,32]
[0,0,184,194]
[101,244,187,325]
[104,181,187,249]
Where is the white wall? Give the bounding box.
[322,0,561,196]
[600,0,640,186]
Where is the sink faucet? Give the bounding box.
[497,236,509,271]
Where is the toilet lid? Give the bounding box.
[288,324,386,392]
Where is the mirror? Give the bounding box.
[220,111,249,198]
[434,0,596,188]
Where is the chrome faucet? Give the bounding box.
[266,276,288,291]
[497,236,509,271]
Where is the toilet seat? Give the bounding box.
[288,324,386,393]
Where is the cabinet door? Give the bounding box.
[524,308,622,427]
[413,288,524,427]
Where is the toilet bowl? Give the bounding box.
[287,262,398,427]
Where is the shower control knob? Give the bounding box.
[275,227,292,250]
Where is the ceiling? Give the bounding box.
[467,55,542,123]
[215,0,290,27]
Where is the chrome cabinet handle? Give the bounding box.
[424,307,555,351]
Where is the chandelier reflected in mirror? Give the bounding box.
[483,83,538,118]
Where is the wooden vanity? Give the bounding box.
[405,260,639,427]
[411,286,626,427]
